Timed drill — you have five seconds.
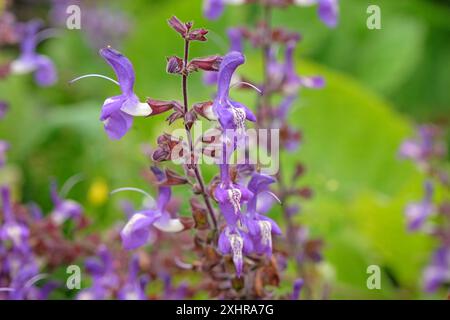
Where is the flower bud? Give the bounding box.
[167,16,188,37]
[147,98,182,115]
[193,101,216,121]
[187,28,208,42]
[166,56,184,74]
[187,55,222,73]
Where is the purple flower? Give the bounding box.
[228,27,243,53]
[423,246,450,293]
[10,20,57,86]
[117,256,149,300]
[294,0,339,28]
[160,273,188,300]
[218,226,253,277]
[399,125,445,168]
[0,140,9,168]
[291,278,304,300]
[212,51,256,132]
[0,100,8,119]
[203,0,244,20]
[283,40,324,95]
[214,164,253,227]
[71,47,152,140]
[49,182,82,226]
[120,167,184,250]
[99,48,152,140]
[245,173,281,257]
[78,246,119,300]
[405,181,434,231]
[0,187,30,253]
[203,71,218,85]
[317,0,339,28]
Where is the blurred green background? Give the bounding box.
[1,0,449,299]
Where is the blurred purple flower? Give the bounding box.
[405,181,434,231]
[294,0,339,28]
[203,0,245,20]
[291,278,304,300]
[282,39,324,95]
[0,187,30,253]
[423,246,450,293]
[399,125,446,168]
[0,101,8,119]
[228,27,243,53]
[51,1,131,49]
[0,141,9,168]
[50,182,83,226]
[117,256,149,300]
[10,20,57,87]
[78,246,119,300]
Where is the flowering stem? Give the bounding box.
[181,39,218,231]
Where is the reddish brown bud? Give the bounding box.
[152,133,183,162]
[159,168,189,186]
[185,110,197,130]
[297,187,313,199]
[193,101,216,121]
[293,163,305,179]
[166,56,184,74]
[147,99,182,116]
[187,55,222,73]
[187,28,208,41]
[168,16,188,37]
[166,109,184,125]
[190,198,210,230]
[0,63,11,80]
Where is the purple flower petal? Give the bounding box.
[318,0,339,28]
[103,109,133,140]
[203,0,225,20]
[227,27,243,52]
[99,47,135,96]
[34,55,57,86]
[121,210,160,250]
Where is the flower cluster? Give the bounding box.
[400,125,450,294]
[201,0,331,298]
[203,0,339,28]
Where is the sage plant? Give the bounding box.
[202,0,339,298]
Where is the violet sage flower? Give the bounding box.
[49,182,83,226]
[0,100,8,119]
[0,187,30,253]
[203,0,244,20]
[215,163,254,277]
[71,47,152,140]
[0,140,9,168]
[405,181,434,231]
[117,256,149,300]
[294,0,339,28]
[120,167,184,250]
[78,246,119,300]
[10,20,57,86]
[245,173,282,257]
[283,39,324,95]
[212,51,256,132]
[423,246,450,293]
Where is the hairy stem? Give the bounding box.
[181,39,218,230]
